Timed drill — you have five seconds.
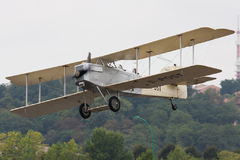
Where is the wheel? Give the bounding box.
[172,104,177,110]
[79,103,91,119]
[109,96,120,112]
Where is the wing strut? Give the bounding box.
[39,78,41,103]
[192,39,195,65]
[148,51,152,75]
[180,35,182,68]
[26,74,28,106]
[135,47,139,73]
[64,66,66,96]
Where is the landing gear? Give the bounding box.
[79,87,121,119]
[79,103,91,119]
[169,98,177,110]
[171,103,177,110]
[109,96,120,112]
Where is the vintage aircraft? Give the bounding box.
[6,27,234,119]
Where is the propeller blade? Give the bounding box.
[73,52,92,79]
[73,69,88,79]
[86,52,91,63]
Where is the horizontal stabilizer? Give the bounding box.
[10,91,98,118]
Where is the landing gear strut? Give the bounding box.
[96,86,121,112]
[169,99,177,110]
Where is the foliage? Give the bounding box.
[232,149,240,154]
[0,130,46,160]
[132,144,148,160]
[187,86,197,97]
[0,130,90,159]
[45,139,88,160]
[185,145,202,158]
[167,147,199,160]
[1,78,240,155]
[0,131,22,159]
[203,146,219,160]
[84,127,134,160]
[137,149,153,160]
[220,79,240,95]
[158,142,176,160]
[218,150,240,160]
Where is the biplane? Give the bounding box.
[6,27,234,119]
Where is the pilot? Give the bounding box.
[118,64,127,71]
[132,68,137,74]
[118,64,123,69]
[118,64,124,70]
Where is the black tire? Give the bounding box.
[172,104,177,110]
[79,103,91,119]
[109,96,120,112]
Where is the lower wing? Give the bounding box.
[105,65,221,92]
[10,91,98,118]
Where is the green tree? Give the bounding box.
[19,130,46,160]
[187,86,197,97]
[167,147,199,160]
[0,131,22,159]
[203,146,219,160]
[45,141,64,160]
[63,139,87,160]
[232,149,240,154]
[84,127,134,160]
[45,139,87,160]
[218,150,240,160]
[197,124,224,151]
[185,145,202,158]
[0,84,6,99]
[220,79,240,95]
[0,130,45,160]
[158,142,176,160]
[176,125,194,147]
[132,144,148,160]
[44,130,59,146]
[138,149,153,160]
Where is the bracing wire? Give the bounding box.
[202,39,213,64]
[27,67,69,97]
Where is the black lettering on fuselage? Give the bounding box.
[152,86,161,92]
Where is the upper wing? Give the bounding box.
[95,28,234,61]
[105,65,221,91]
[6,63,82,86]
[6,27,233,86]
[10,91,98,118]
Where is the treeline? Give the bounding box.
[0,79,239,155]
[1,128,240,160]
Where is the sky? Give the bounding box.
[1,0,240,87]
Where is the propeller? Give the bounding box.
[86,52,91,63]
[72,52,91,79]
